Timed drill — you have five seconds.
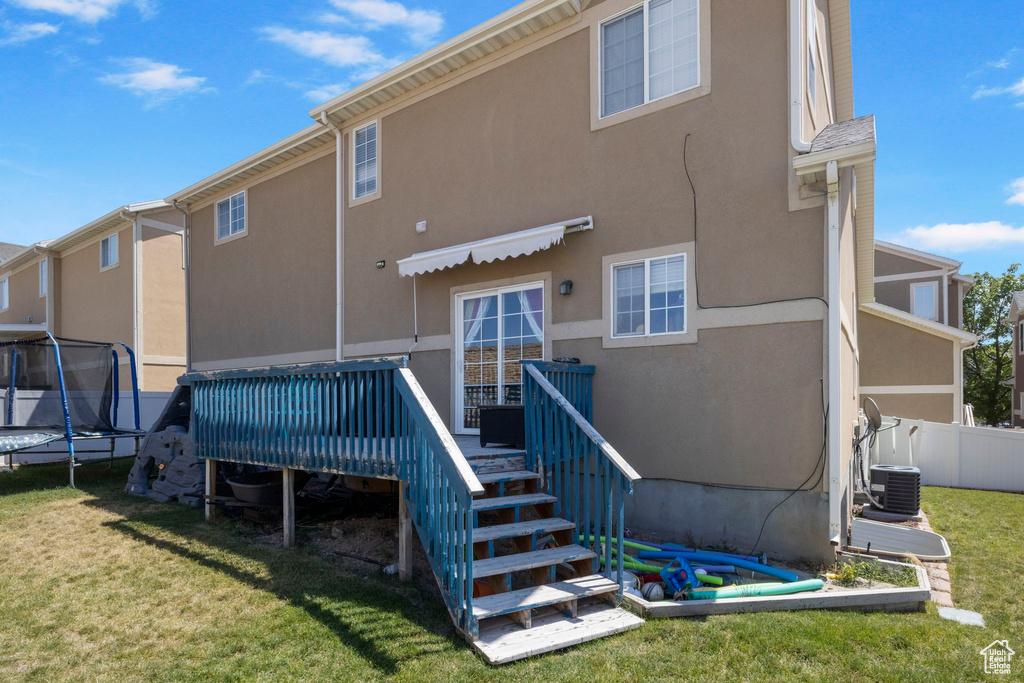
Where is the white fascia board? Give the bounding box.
[874,239,962,270]
[792,140,876,182]
[860,302,979,346]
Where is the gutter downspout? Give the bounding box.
[790,0,812,153]
[120,209,143,390]
[318,112,345,362]
[171,200,192,371]
[826,160,842,546]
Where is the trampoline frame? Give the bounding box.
[1,333,145,487]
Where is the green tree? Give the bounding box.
[963,264,1024,425]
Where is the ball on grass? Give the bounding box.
[641,582,664,601]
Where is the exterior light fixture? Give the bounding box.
[559,280,573,296]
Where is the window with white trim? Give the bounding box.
[100,234,119,270]
[353,121,378,199]
[1019,321,1023,354]
[216,191,246,241]
[0,278,8,311]
[807,0,817,109]
[612,253,686,337]
[38,259,46,297]
[600,0,700,118]
[910,282,938,321]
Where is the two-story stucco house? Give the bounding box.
[859,240,978,423]
[1005,292,1024,427]
[0,201,187,391]
[170,0,875,572]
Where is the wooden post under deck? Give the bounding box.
[283,468,295,548]
[398,481,413,581]
[204,459,216,521]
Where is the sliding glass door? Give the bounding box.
[456,283,544,433]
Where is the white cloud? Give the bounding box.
[893,222,1024,253]
[260,26,394,69]
[0,21,58,45]
[100,58,210,107]
[990,58,1010,69]
[305,83,348,102]
[1008,178,1024,207]
[972,76,1024,99]
[6,0,154,23]
[326,0,443,45]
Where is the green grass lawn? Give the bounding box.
[0,463,1020,682]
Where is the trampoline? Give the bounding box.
[0,334,145,486]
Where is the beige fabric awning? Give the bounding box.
[397,217,591,278]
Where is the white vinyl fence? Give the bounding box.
[871,417,1024,493]
[1,390,172,466]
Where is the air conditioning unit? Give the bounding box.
[869,465,921,515]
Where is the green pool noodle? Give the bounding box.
[686,579,825,600]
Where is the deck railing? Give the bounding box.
[521,361,641,593]
[186,357,484,633]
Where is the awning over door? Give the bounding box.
[396,216,592,278]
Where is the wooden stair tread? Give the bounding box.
[473,545,596,578]
[473,518,575,543]
[472,575,619,619]
[472,493,556,512]
[476,470,542,485]
[472,602,644,665]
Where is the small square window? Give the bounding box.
[353,121,378,200]
[216,191,246,242]
[910,282,938,321]
[100,234,119,270]
[612,253,686,337]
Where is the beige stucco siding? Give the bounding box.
[58,228,133,345]
[0,261,47,325]
[859,312,954,387]
[874,251,935,277]
[141,227,186,359]
[875,275,943,318]
[860,392,955,424]
[142,363,185,390]
[189,153,337,364]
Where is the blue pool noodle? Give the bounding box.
[636,550,799,583]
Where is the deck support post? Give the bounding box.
[398,481,413,581]
[283,468,295,548]
[204,459,216,521]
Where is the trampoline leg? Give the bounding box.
[68,444,76,489]
[204,459,216,521]
[108,437,115,470]
[283,468,295,548]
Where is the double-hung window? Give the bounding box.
[612,253,686,337]
[0,278,8,311]
[38,260,46,297]
[353,121,378,200]
[100,234,119,270]
[600,0,700,118]
[910,282,938,321]
[216,191,246,242]
[1019,322,1024,354]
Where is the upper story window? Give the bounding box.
[100,234,119,270]
[38,259,46,297]
[216,191,246,243]
[0,278,8,311]
[353,121,378,200]
[807,0,817,109]
[910,282,938,321]
[1019,321,1023,354]
[612,253,686,337]
[600,0,700,118]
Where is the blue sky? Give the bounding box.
[0,0,1021,277]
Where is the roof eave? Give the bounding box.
[874,239,962,271]
[860,302,980,346]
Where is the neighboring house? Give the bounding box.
[0,202,186,391]
[859,240,978,423]
[1005,292,1024,427]
[0,242,24,264]
[169,0,874,565]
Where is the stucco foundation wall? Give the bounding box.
[625,479,831,563]
[189,153,337,365]
[859,312,954,387]
[0,262,46,325]
[58,229,132,345]
[860,392,954,424]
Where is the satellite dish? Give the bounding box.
[863,397,883,432]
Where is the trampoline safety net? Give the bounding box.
[0,337,115,432]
